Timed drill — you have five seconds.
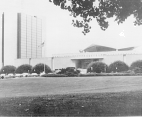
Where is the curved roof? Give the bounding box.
[84,44,116,52]
[132,46,142,52]
[118,47,135,51]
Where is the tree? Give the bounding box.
[32,63,52,74]
[15,64,32,74]
[0,65,16,74]
[130,60,142,70]
[49,0,142,35]
[108,61,129,73]
[87,61,108,73]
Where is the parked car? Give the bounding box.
[40,72,46,76]
[57,67,80,76]
[7,73,15,78]
[22,73,29,77]
[15,73,22,77]
[30,73,38,77]
[54,69,61,74]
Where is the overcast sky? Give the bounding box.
[1,0,142,57]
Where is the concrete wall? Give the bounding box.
[0,13,2,68]
[103,54,124,65]
[53,52,142,70]
[0,11,17,68]
[103,53,142,66]
[53,57,76,70]
[5,12,17,66]
[13,52,142,70]
[15,57,52,68]
[123,54,142,66]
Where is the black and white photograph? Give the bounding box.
[0,0,142,116]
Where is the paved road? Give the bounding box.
[0,76,142,98]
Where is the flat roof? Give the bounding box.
[71,57,104,60]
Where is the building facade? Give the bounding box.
[1,12,142,71]
[52,45,142,70]
[52,51,142,70]
[0,12,45,69]
[17,13,42,59]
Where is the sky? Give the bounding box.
[1,0,142,57]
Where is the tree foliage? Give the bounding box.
[130,60,142,70]
[108,61,129,73]
[32,63,52,74]
[15,64,32,74]
[87,61,108,73]
[0,65,16,74]
[49,0,142,35]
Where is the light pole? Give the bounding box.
[104,65,106,73]
[43,63,45,73]
[51,57,54,70]
[38,41,45,73]
[43,43,45,73]
[116,67,117,73]
[29,58,31,74]
[29,58,31,65]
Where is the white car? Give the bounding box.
[15,73,22,77]
[30,73,38,77]
[22,73,29,77]
[54,69,61,74]
[7,73,15,78]
[40,72,46,76]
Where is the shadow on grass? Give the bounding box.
[0,90,142,116]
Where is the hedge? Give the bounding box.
[41,74,67,77]
[79,73,142,77]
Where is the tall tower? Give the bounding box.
[17,13,42,59]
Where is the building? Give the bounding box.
[1,11,142,71]
[17,13,42,59]
[52,45,142,70]
[0,12,46,69]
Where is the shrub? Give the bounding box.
[87,62,108,73]
[57,67,80,76]
[130,60,142,70]
[108,61,129,73]
[79,72,138,77]
[0,65,16,74]
[15,64,32,74]
[41,74,67,77]
[65,71,79,77]
[132,67,142,73]
[32,63,51,74]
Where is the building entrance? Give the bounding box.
[76,59,100,69]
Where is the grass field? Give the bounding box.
[0,76,142,97]
[0,76,142,116]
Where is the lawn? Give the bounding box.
[0,76,142,116]
[0,76,142,97]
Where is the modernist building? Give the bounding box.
[17,13,42,59]
[0,12,45,69]
[1,12,142,71]
[52,45,142,70]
